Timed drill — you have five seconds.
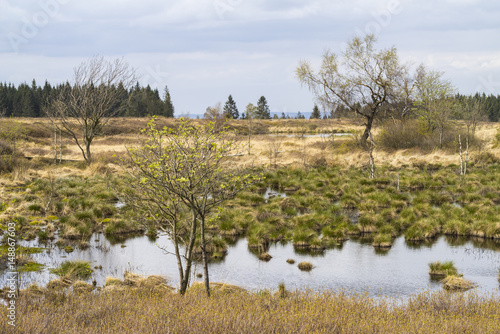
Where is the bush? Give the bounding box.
[378,119,476,151]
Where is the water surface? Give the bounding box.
[4,233,500,297]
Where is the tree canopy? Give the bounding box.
[297,34,409,146]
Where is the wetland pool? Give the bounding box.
[3,233,500,297]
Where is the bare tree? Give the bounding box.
[296,34,408,147]
[46,56,137,162]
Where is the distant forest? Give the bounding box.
[0,80,499,122]
[0,80,174,118]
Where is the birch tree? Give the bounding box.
[296,34,408,147]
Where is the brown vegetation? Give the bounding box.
[1,287,499,333]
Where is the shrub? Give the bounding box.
[378,119,476,151]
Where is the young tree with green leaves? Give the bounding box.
[124,117,257,296]
[223,95,239,119]
[296,34,408,147]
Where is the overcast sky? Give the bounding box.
[1,0,499,116]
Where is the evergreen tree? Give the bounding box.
[256,96,271,119]
[163,85,174,117]
[223,94,239,119]
[310,104,321,119]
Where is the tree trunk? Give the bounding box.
[361,115,374,147]
[200,215,210,297]
[178,211,198,295]
[85,141,92,163]
[172,225,186,295]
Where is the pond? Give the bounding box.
[3,232,500,298]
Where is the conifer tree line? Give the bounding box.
[1,80,499,121]
[0,80,174,118]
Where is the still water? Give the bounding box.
[5,233,500,297]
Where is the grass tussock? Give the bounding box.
[428,261,458,279]
[49,260,93,281]
[258,252,272,261]
[298,262,313,271]
[441,275,477,291]
[1,288,500,333]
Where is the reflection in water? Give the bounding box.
[2,234,500,297]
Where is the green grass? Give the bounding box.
[428,261,458,278]
[19,261,44,272]
[50,260,93,281]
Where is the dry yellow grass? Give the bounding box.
[9,118,499,173]
[2,287,500,333]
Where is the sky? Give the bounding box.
[1,0,499,116]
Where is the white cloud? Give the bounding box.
[1,0,500,112]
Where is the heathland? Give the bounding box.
[1,117,500,333]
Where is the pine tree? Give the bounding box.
[163,85,175,118]
[310,104,321,119]
[223,95,239,119]
[256,96,271,119]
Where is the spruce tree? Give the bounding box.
[223,94,239,119]
[163,85,175,118]
[256,96,271,119]
[310,104,321,119]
